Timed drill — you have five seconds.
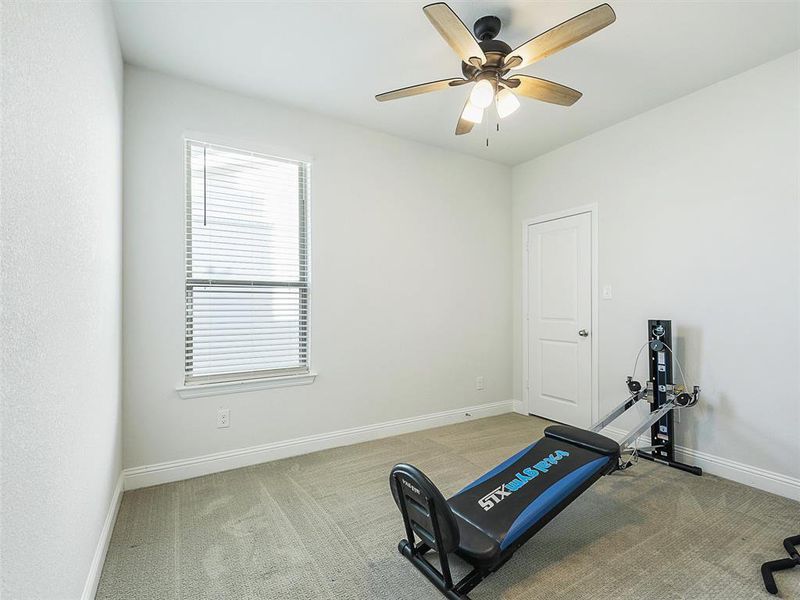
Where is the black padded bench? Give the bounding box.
[390,424,620,599]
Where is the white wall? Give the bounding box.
[122,67,512,471]
[512,51,800,494]
[1,2,123,598]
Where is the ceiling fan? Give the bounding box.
[375,3,616,135]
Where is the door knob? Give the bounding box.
[578,329,589,337]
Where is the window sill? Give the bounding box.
[177,372,317,399]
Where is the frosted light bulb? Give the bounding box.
[469,79,495,109]
[496,88,520,118]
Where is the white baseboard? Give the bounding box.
[603,426,800,501]
[512,399,526,415]
[81,473,123,600]
[672,445,800,501]
[123,400,514,490]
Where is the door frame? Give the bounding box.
[522,203,599,423]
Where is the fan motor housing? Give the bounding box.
[461,38,512,78]
[462,16,512,79]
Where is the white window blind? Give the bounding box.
[185,140,310,385]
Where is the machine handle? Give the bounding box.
[578,329,589,337]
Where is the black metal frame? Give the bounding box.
[637,320,702,476]
[393,473,480,600]
[761,535,800,595]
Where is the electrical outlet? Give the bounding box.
[217,408,230,429]
[476,376,485,391]
[602,285,613,300]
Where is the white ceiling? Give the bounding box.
[111,1,800,166]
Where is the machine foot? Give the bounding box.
[638,451,702,476]
[398,539,473,600]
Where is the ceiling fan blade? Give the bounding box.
[504,3,616,70]
[455,115,475,135]
[423,3,486,67]
[507,75,582,106]
[375,78,467,102]
[455,97,479,135]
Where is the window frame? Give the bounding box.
[182,136,313,389]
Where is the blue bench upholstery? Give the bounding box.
[446,425,619,565]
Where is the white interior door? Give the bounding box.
[526,212,592,427]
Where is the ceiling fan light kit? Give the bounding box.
[375,2,616,137]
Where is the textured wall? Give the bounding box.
[1,2,123,597]
[512,51,800,491]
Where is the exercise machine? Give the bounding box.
[389,320,701,599]
[761,535,800,595]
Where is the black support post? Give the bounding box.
[637,320,702,476]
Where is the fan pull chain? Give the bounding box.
[486,110,500,146]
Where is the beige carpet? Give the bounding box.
[96,414,800,599]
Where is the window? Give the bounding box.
[184,140,310,385]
